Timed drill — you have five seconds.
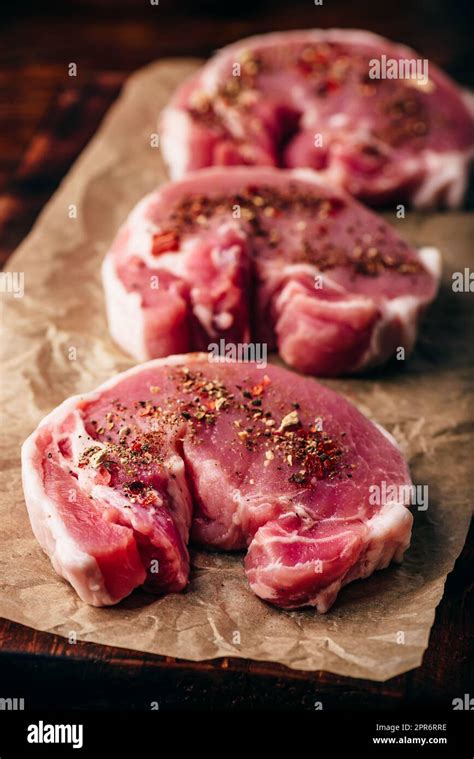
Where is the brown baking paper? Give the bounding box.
[1,60,473,681]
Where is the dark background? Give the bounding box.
[0,0,472,713]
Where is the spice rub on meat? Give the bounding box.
[22,355,413,611]
[103,167,440,376]
[161,29,474,208]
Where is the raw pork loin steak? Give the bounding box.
[103,166,440,376]
[161,29,474,208]
[22,355,413,611]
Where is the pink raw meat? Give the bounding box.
[103,166,440,376]
[161,29,474,208]
[22,355,413,611]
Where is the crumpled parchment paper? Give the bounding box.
[0,60,472,681]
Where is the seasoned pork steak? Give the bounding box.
[22,355,413,611]
[161,29,474,208]
[103,167,440,376]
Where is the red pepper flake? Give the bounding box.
[323,78,341,94]
[251,375,271,396]
[151,230,180,256]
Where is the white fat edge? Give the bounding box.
[91,483,135,510]
[262,500,412,593]
[210,242,239,268]
[102,253,148,362]
[334,120,377,143]
[383,295,423,351]
[254,530,355,548]
[192,303,216,337]
[277,273,373,311]
[212,219,248,257]
[24,393,97,444]
[246,578,279,601]
[413,150,473,209]
[289,166,330,187]
[367,499,413,548]
[353,292,425,373]
[125,192,160,263]
[251,545,355,575]
[417,246,442,282]
[372,420,402,452]
[322,509,368,524]
[166,454,193,534]
[206,219,248,268]
[353,245,441,372]
[249,506,412,609]
[34,403,110,497]
[289,82,315,112]
[314,294,375,309]
[350,501,413,579]
[305,583,340,613]
[272,262,328,287]
[22,396,189,603]
[21,417,111,605]
[229,489,245,528]
[271,263,347,304]
[212,99,248,139]
[299,102,321,129]
[231,489,298,529]
[49,409,101,469]
[319,161,350,191]
[160,107,193,180]
[290,163,351,198]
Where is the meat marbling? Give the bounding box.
[103,166,440,376]
[22,355,413,611]
[161,29,474,208]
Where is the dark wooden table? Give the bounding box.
[0,0,472,710]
